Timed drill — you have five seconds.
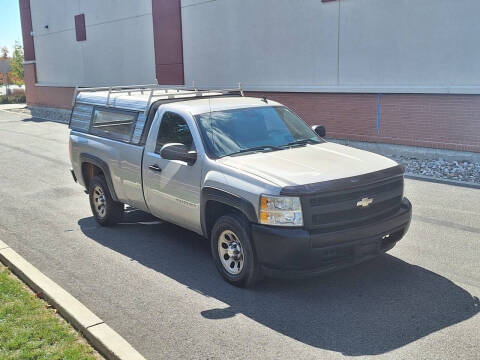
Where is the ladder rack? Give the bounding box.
[72,84,245,111]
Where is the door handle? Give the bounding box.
[149,164,162,172]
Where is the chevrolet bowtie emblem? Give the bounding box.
[357,197,374,208]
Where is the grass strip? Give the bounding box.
[0,265,100,360]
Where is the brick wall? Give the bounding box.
[152,0,184,85]
[21,82,480,152]
[19,0,35,61]
[249,92,480,153]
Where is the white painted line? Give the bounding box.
[0,241,146,360]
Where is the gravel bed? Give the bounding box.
[6,107,71,124]
[389,155,480,184]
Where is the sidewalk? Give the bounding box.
[0,103,27,110]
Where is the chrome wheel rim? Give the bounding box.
[93,185,107,218]
[218,230,245,275]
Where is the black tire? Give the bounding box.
[211,214,261,287]
[88,175,123,226]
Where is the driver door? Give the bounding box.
[142,111,202,234]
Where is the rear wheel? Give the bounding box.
[211,214,261,287]
[88,176,123,226]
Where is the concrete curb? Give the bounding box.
[0,239,146,360]
[405,174,480,189]
[30,115,70,124]
[329,138,480,162]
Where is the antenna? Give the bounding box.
[208,91,215,152]
[71,86,78,107]
[106,87,112,107]
[238,82,244,97]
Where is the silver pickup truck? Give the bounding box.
[69,86,412,287]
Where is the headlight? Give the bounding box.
[259,195,303,227]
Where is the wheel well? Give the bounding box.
[205,201,246,238]
[81,162,104,189]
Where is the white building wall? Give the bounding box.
[29,0,480,94]
[182,0,339,89]
[30,0,157,87]
[181,0,480,94]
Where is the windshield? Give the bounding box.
[195,106,323,158]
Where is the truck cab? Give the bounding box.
[69,86,412,287]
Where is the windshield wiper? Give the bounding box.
[228,145,282,157]
[282,138,320,148]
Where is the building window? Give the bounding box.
[75,14,86,41]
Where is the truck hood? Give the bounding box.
[217,142,398,187]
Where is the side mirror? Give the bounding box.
[312,125,326,138]
[160,143,197,165]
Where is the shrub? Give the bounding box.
[0,94,26,104]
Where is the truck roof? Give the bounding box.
[74,86,281,114]
[166,96,282,116]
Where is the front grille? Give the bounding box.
[302,176,404,231]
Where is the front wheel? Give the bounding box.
[88,175,124,226]
[211,214,261,287]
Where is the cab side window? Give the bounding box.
[155,112,194,154]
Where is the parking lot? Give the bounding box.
[0,109,478,360]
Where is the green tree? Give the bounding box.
[10,42,24,84]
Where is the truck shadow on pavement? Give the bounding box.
[78,210,479,357]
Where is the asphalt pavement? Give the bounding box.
[0,109,478,359]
